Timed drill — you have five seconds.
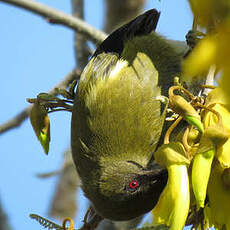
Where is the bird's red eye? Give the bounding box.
[129,180,139,189]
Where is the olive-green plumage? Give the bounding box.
[71,9,187,221]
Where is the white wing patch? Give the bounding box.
[109,59,128,79]
[84,59,128,109]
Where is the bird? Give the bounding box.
[71,9,188,221]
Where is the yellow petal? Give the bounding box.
[216,22,230,67]
[188,0,230,28]
[202,103,230,147]
[208,161,230,229]
[192,148,215,208]
[153,164,190,230]
[188,0,213,27]
[204,87,227,107]
[202,103,230,167]
[216,138,230,168]
[154,142,190,167]
[183,36,217,77]
[204,104,230,132]
[220,68,230,110]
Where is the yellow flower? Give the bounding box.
[192,141,215,209]
[196,87,230,229]
[153,142,190,230]
[183,36,217,77]
[208,161,230,230]
[188,0,230,28]
[203,88,230,167]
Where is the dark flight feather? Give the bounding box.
[94,9,160,56]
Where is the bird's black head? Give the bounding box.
[83,159,168,221]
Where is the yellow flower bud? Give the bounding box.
[169,94,204,133]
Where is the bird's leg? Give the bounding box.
[185,30,205,50]
[184,16,206,58]
[55,79,78,100]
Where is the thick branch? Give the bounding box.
[0,0,107,44]
[0,69,81,135]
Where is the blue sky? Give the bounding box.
[0,0,192,229]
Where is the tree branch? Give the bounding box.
[0,198,12,230]
[0,0,107,44]
[48,151,79,219]
[0,107,32,136]
[0,69,81,135]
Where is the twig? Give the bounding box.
[48,151,80,219]
[0,69,81,135]
[72,0,91,68]
[0,0,107,44]
[0,107,32,136]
